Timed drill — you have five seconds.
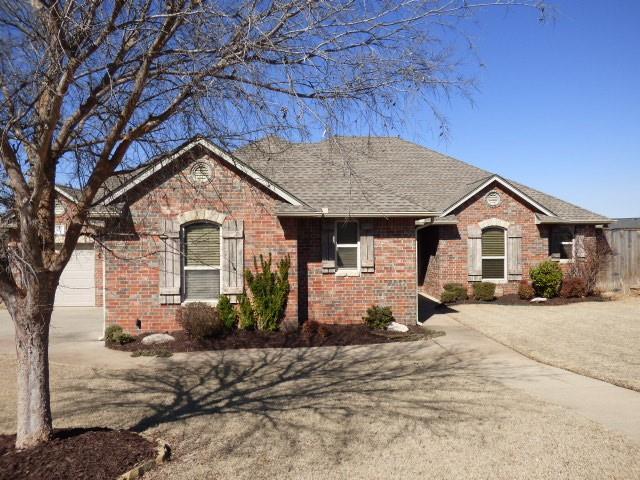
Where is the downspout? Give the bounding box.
[99,245,106,340]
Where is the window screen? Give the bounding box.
[336,221,358,270]
[481,228,505,280]
[183,223,220,300]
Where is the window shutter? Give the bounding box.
[507,224,523,281]
[159,219,181,305]
[321,220,336,273]
[360,221,375,273]
[575,228,586,258]
[221,219,244,295]
[467,225,482,281]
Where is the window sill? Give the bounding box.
[181,299,219,306]
[335,269,360,277]
[550,258,574,264]
[481,278,508,284]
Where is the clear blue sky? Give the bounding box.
[400,0,639,219]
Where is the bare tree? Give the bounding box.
[0,0,545,448]
[568,230,611,295]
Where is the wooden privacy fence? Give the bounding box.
[598,228,640,293]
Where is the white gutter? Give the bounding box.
[278,211,440,218]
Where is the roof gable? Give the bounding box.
[98,139,305,207]
[440,175,556,217]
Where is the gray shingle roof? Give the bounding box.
[235,136,610,222]
[57,136,610,223]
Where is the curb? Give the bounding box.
[117,438,171,480]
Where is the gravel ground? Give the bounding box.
[1,339,640,479]
[449,297,640,392]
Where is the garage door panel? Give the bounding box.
[56,245,95,307]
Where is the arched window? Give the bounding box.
[182,222,221,300]
[481,227,506,281]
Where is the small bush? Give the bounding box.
[217,295,237,330]
[301,320,318,338]
[104,325,135,344]
[560,277,588,298]
[530,260,563,298]
[440,290,459,304]
[105,325,123,343]
[317,324,332,339]
[518,280,535,300]
[473,282,496,301]
[245,254,291,332]
[363,305,395,330]
[441,282,468,303]
[238,294,255,330]
[179,302,223,340]
[115,332,135,345]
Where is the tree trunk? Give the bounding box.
[12,301,54,449]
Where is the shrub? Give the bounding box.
[473,282,496,301]
[518,280,535,300]
[530,260,563,298]
[104,325,135,345]
[440,290,459,304]
[317,324,332,339]
[237,294,255,330]
[363,305,395,330]
[217,295,237,330]
[245,254,291,332]
[104,325,123,343]
[560,277,588,298]
[301,320,318,338]
[178,302,223,340]
[440,282,468,303]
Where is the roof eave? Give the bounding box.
[534,214,612,225]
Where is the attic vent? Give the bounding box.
[486,190,501,207]
[191,162,212,183]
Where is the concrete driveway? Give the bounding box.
[0,307,104,362]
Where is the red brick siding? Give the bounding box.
[102,152,298,333]
[419,183,598,298]
[298,218,417,325]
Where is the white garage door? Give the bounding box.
[55,244,96,307]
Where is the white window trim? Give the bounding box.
[181,221,223,303]
[335,220,360,275]
[549,225,575,264]
[481,227,507,284]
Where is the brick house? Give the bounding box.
[54,136,610,332]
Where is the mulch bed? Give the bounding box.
[0,428,156,480]
[446,294,609,307]
[108,324,437,354]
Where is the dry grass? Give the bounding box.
[1,339,640,479]
[450,298,640,392]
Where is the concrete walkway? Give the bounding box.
[424,311,640,444]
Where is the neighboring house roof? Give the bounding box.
[56,136,610,223]
[608,218,640,230]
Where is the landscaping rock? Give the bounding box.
[141,333,175,345]
[387,322,409,333]
[530,297,548,303]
